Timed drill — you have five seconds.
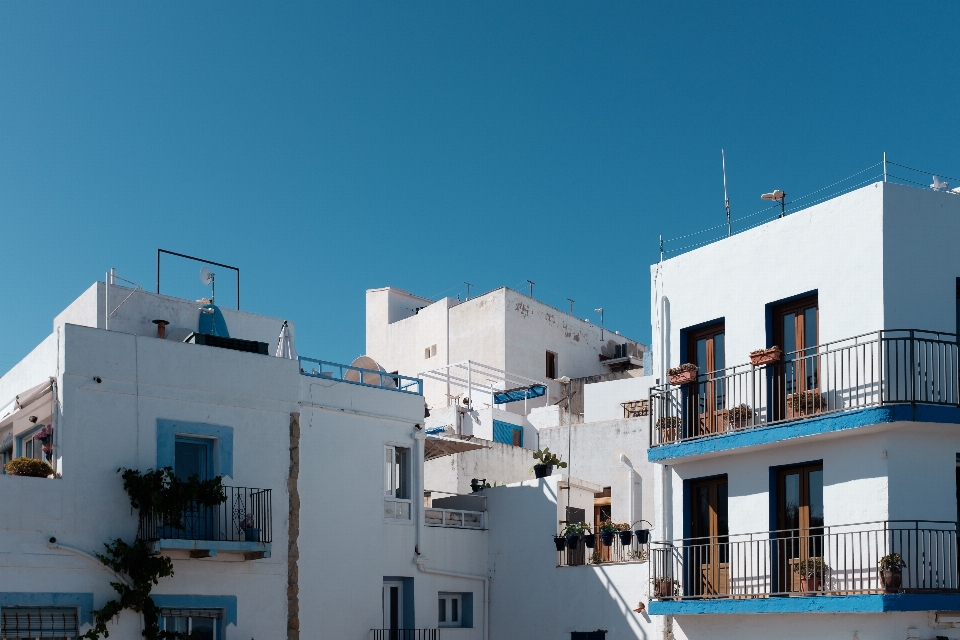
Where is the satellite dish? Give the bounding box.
[346,356,397,388]
[199,266,215,286]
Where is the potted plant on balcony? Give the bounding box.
[634,519,653,545]
[878,553,906,592]
[532,448,567,478]
[598,519,618,547]
[553,534,567,552]
[749,346,782,366]
[727,404,754,430]
[795,557,828,592]
[616,522,633,546]
[667,363,698,386]
[788,390,825,418]
[563,522,590,550]
[655,416,681,444]
[652,577,679,598]
[240,513,260,543]
[5,457,54,478]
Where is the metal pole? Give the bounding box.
[565,381,572,515]
[105,270,110,330]
[465,282,472,301]
[660,235,664,263]
[722,149,731,237]
[883,152,888,183]
[527,280,535,298]
[568,298,574,315]
[467,360,472,410]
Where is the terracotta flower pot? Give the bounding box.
[750,348,782,366]
[653,578,675,598]
[668,369,698,386]
[879,569,902,593]
[799,575,822,592]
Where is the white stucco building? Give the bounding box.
[645,180,960,639]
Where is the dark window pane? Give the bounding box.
[808,470,824,528]
[783,473,800,530]
[713,334,725,371]
[174,441,208,481]
[716,483,729,537]
[694,486,710,538]
[192,617,215,640]
[438,598,446,623]
[452,598,458,622]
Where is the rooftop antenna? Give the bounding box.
[595,308,604,341]
[722,149,732,236]
[567,298,575,314]
[659,235,664,263]
[527,280,535,298]
[465,282,473,301]
[199,266,215,304]
[761,190,786,218]
[883,152,887,183]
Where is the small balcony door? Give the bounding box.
[689,476,729,596]
[175,436,215,540]
[773,296,819,420]
[776,463,824,592]
[687,323,725,436]
[383,581,403,638]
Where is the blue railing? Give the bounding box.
[298,357,423,395]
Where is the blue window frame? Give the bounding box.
[492,420,523,447]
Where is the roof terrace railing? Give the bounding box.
[299,356,423,395]
[650,329,959,447]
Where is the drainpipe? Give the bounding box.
[619,454,634,526]
[413,424,489,640]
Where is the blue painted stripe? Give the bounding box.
[647,404,960,462]
[648,592,960,615]
[151,594,238,626]
[0,592,94,625]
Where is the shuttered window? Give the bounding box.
[492,420,523,447]
[1,607,79,638]
[159,609,220,640]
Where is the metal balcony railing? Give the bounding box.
[299,357,423,395]
[370,630,438,640]
[138,486,272,544]
[651,329,959,446]
[425,507,486,529]
[650,520,958,599]
[558,533,650,567]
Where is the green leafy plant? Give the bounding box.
[666,363,697,376]
[120,467,227,529]
[598,519,619,534]
[794,556,829,579]
[615,522,631,532]
[562,522,591,536]
[5,457,55,478]
[532,448,567,469]
[878,553,906,571]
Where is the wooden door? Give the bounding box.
[773,296,819,420]
[688,323,726,436]
[689,476,729,596]
[594,489,612,563]
[776,463,824,592]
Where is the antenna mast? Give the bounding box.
[722,149,732,237]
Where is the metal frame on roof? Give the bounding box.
[417,360,548,410]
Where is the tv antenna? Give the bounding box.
[761,190,786,218]
[199,266,215,304]
[722,149,732,236]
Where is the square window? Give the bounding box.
[546,351,558,379]
[384,445,411,520]
[438,593,463,627]
[160,608,222,640]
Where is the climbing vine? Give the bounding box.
[81,467,227,639]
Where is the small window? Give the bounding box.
[438,593,463,628]
[384,445,411,520]
[1,607,79,638]
[431,344,437,357]
[425,347,431,359]
[17,423,54,466]
[160,608,222,640]
[546,351,558,379]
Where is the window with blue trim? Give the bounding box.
[493,420,523,447]
[160,608,222,640]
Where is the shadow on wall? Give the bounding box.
[485,479,652,640]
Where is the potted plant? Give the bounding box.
[532,448,567,478]
[727,404,754,430]
[470,478,487,493]
[655,416,681,443]
[795,557,828,592]
[749,346,782,366]
[598,519,618,546]
[5,458,54,478]
[563,522,590,549]
[616,522,633,546]
[634,519,653,545]
[553,535,566,552]
[667,363,698,386]
[652,577,678,598]
[878,553,906,592]
[240,513,260,542]
[788,390,825,418]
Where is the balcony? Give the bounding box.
[139,486,272,560]
[300,357,423,395]
[557,532,650,567]
[424,492,487,530]
[370,630,437,640]
[649,521,960,614]
[650,329,960,456]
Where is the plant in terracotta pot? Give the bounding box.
[652,576,679,598]
[655,416,681,443]
[598,519,618,547]
[795,557,828,593]
[878,553,906,592]
[789,390,825,417]
[727,404,754,430]
[5,457,55,478]
[532,448,567,478]
[749,346,782,366]
[667,363,698,386]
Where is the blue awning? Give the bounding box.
[493,384,547,404]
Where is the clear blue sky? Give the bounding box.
[2,2,959,375]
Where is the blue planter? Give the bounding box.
[244,527,260,542]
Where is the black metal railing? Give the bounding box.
[370,630,438,640]
[139,486,272,544]
[650,520,958,599]
[651,329,959,446]
[558,533,650,567]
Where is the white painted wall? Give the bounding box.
[424,437,536,494]
[673,610,937,640]
[583,375,657,423]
